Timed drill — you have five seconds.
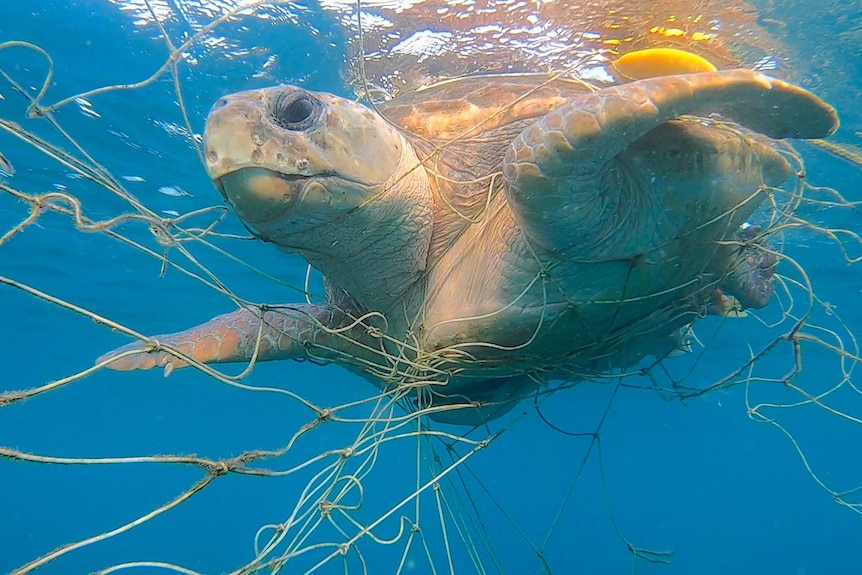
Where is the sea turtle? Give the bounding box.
[99,50,838,424]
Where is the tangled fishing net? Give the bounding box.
[2,1,862,574]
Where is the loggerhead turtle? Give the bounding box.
[99,50,838,424]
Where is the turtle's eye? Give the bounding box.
[270,91,321,131]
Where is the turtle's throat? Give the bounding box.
[295,143,435,315]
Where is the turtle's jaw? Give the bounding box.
[216,167,374,237]
[216,168,303,225]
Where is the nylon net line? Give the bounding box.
[1,1,861,574]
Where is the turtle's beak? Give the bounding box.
[213,177,227,202]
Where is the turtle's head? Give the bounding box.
[203,85,433,312]
[203,85,413,236]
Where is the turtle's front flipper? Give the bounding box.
[97,304,360,372]
[503,69,839,254]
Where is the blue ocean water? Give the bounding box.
[1,1,861,574]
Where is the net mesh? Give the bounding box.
[1,1,861,574]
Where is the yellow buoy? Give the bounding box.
[610,47,717,81]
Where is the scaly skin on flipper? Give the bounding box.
[503,69,839,255]
[97,305,378,375]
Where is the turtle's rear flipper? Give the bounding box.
[720,224,780,310]
[503,69,838,253]
[96,304,340,373]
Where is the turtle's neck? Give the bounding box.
[279,142,434,315]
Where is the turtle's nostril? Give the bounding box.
[212,97,230,111]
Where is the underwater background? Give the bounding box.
[1,1,862,574]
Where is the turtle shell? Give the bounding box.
[379,74,595,140]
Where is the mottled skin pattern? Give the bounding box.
[100,70,838,425]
